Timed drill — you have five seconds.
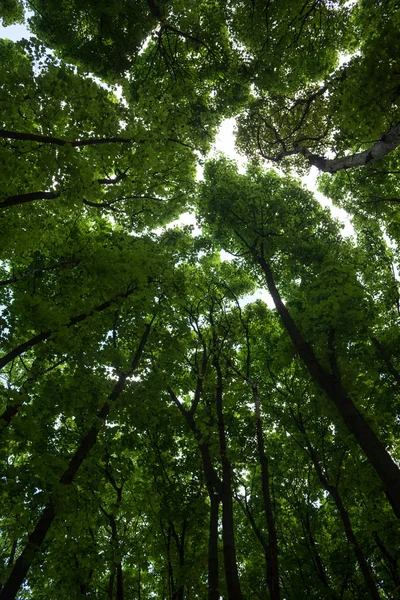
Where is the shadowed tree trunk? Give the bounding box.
[0,322,153,600]
[255,251,400,519]
[252,383,280,600]
[292,410,380,600]
[214,357,242,600]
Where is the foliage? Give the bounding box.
[1,1,400,599]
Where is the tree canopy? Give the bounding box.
[1,1,400,599]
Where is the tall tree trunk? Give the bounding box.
[108,567,116,599]
[294,412,380,600]
[208,494,220,600]
[252,384,280,600]
[0,285,138,371]
[116,560,124,600]
[170,520,186,600]
[302,512,338,599]
[214,359,242,600]
[256,253,400,519]
[372,531,400,589]
[167,386,221,600]
[0,323,152,600]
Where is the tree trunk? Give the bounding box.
[331,487,380,600]
[252,384,280,600]
[0,191,60,209]
[167,386,221,600]
[116,561,124,600]
[294,413,380,600]
[0,285,138,371]
[208,491,220,600]
[215,359,242,600]
[0,323,152,600]
[302,512,337,599]
[257,254,400,519]
[108,567,116,599]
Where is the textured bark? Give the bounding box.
[257,253,400,519]
[0,323,152,599]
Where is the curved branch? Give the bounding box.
[297,122,400,173]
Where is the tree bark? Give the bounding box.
[302,512,337,599]
[0,260,80,287]
[0,285,138,371]
[208,493,220,600]
[0,323,152,600]
[297,122,400,173]
[0,191,61,209]
[167,386,221,600]
[294,413,380,600]
[0,128,134,147]
[214,359,242,600]
[256,253,400,519]
[252,384,280,600]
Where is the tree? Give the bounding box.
[1,1,400,598]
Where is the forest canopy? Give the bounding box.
[1,1,400,598]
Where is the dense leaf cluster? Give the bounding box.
[1,1,400,598]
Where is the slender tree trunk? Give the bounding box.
[256,254,400,519]
[208,490,220,600]
[330,487,380,600]
[167,386,221,600]
[0,285,138,371]
[252,384,280,600]
[116,561,124,600]
[0,323,152,600]
[294,413,380,600]
[372,531,400,588]
[302,512,337,599]
[170,520,186,600]
[108,567,116,599]
[215,359,242,600]
[235,492,270,593]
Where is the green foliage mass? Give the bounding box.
[1,1,400,599]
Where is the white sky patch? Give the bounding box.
[240,288,274,308]
[302,167,354,237]
[0,21,30,42]
[212,118,247,174]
